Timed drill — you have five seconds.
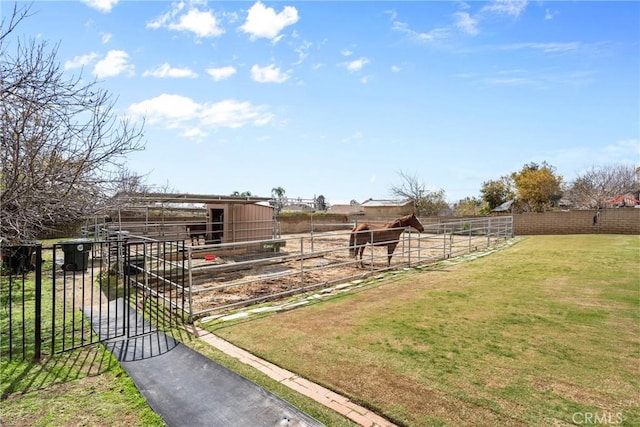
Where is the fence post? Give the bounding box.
[34,244,42,361]
[487,217,492,246]
[187,245,194,323]
[369,229,374,271]
[443,228,447,259]
[407,231,412,267]
[300,237,305,289]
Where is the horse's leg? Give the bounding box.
[358,246,365,268]
[387,243,398,266]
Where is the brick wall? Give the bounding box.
[512,208,640,235]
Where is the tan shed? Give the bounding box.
[206,200,275,243]
[105,192,275,244]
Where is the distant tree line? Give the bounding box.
[391,162,638,217]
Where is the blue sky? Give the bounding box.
[8,0,640,204]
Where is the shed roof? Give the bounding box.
[113,192,271,205]
[492,199,515,212]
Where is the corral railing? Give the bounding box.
[82,218,278,245]
[184,216,513,319]
[2,217,512,359]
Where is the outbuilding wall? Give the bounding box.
[207,203,275,242]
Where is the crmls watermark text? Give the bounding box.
[572,411,624,425]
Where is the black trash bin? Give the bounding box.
[1,244,37,274]
[60,239,92,271]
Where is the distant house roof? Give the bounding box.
[492,199,515,212]
[606,194,640,205]
[360,199,413,208]
[281,203,315,212]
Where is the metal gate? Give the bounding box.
[1,238,187,360]
[51,238,188,353]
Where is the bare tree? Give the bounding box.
[1,4,145,242]
[567,163,639,209]
[389,171,449,216]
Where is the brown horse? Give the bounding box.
[349,213,425,267]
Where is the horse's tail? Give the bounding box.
[349,229,356,256]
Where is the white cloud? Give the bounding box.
[181,127,208,140]
[207,66,237,81]
[391,65,401,73]
[392,19,449,42]
[81,0,119,13]
[171,8,223,37]
[545,9,559,20]
[147,3,223,38]
[250,64,290,83]
[345,57,370,72]
[129,94,200,123]
[128,94,273,135]
[341,48,353,57]
[499,42,581,53]
[481,0,528,18]
[293,40,312,65]
[142,63,198,78]
[454,12,479,36]
[342,131,363,143]
[240,1,299,41]
[64,52,99,70]
[93,50,134,78]
[201,99,274,128]
[603,139,640,157]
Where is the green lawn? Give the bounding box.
[207,235,640,426]
[0,243,355,427]
[3,235,638,426]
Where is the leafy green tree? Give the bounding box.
[480,176,515,211]
[315,194,327,211]
[231,191,252,197]
[453,197,484,216]
[512,162,563,212]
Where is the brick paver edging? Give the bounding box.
[185,325,397,427]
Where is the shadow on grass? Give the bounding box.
[1,344,119,399]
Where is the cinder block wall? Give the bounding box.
[512,208,640,235]
[277,209,640,235]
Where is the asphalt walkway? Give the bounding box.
[86,298,396,427]
[84,299,324,427]
[186,325,397,427]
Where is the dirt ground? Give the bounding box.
[187,231,480,316]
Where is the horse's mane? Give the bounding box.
[384,213,413,229]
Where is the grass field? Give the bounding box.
[0,239,355,427]
[2,235,637,426]
[207,235,640,426]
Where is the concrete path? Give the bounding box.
[186,325,397,427]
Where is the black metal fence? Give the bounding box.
[1,239,187,361]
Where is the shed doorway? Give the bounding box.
[210,208,224,243]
